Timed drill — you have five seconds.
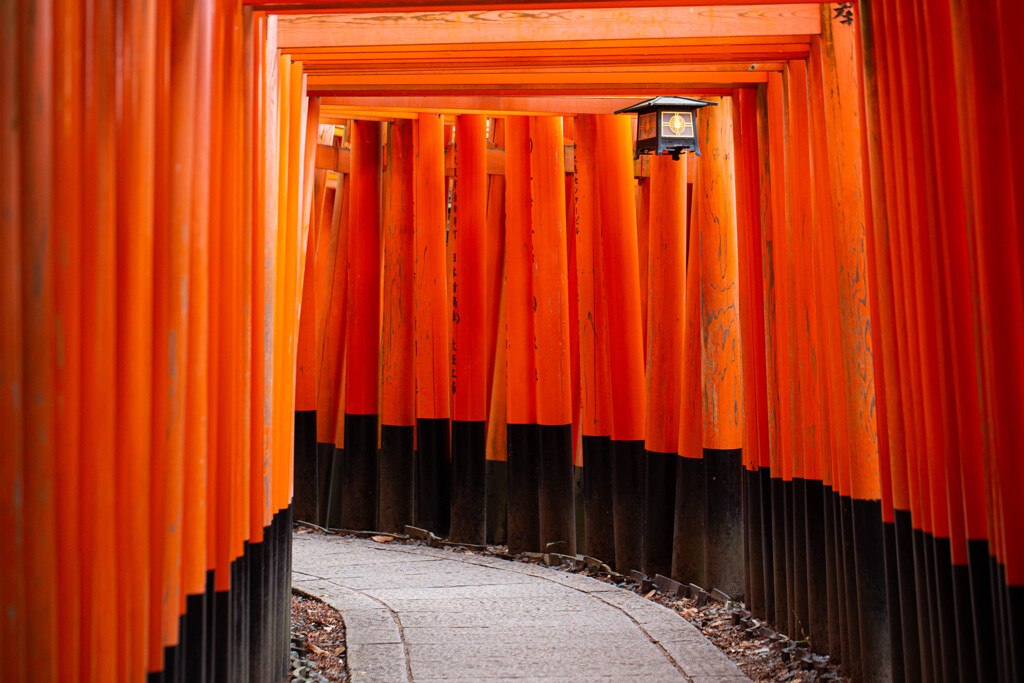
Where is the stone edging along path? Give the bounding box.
[292,531,750,682]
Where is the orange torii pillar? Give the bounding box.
[574,115,615,564]
[484,118,508,546]
[733,86,772,621]
[946,1,1021,679]
[915,1,995,678]
[672,176,705,587]
[530,116,576,555]
[505,116,540,553]
[318,174,350,527]
[379,118,416,533]
[594,115,646,573]
[450,114,488,544]
[415,114,451,535]
[642,153,686,579]
[697,97,744,598]
[341,120,382,531]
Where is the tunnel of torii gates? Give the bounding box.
[2,0,1024,682]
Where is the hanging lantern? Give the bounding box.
[614,96,717,159]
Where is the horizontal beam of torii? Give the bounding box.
[275,5,820,48]
[249,0,832,11]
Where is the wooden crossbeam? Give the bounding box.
[321,95,639,115]
[305,70,769,93]
[300,61,787,75]
[316,139,696,179]
[276,5,820,47]
[253,0,829,9]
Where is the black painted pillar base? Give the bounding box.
[325,447,345,529]
[933,537,960,681]
[881,516,905,683]
[379,424,415,533]
[823,484,840,666]
[967,539,996,682]
[149,504,291,683]
[805,479,828,653]
[182,585,207,683]
[950,557,976,683]
[672,456,705,586]
[759,467,775,624]
[611,440,644,574]
[893,510,921,683]
[743,468,765,618]
[416,417,451,536]
[791,477,809,639]
[830,487,846,668]
[583,435,615,565]
[770,477,788,635]
[507,423,540,553]
[293,410,318,522]
[486,459,508,545]
[538,424,575,555]
[852,498,891,682]
[315,443,334,527]
[1008,582,1023,682]
[643,450,676,579]
[574,464,585,556]
[704,448,743,599]
[450,420,487,544]
[341,413,379,531]
[840,494,861,679]
[911,528,934,683]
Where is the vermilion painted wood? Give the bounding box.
[594,114,645,445]
[452,115,489,422]
[52,0,84,678]
[530,117,572,428]
[344,119,383,416]
[316,175,349,447]
[382,120,416,429]
[183,0,214,605]
[0,3,28,677]
[952,0,1023,579]
[275,6,820,48]
[284,61,307,506]
[781,63,815,484]
[114,0,157,676]
[81,0,121,674]
[573,116,600,442]
[504,116,537,428]
[414,114,451,422]
[484,119,507,428]
[15,1,59,678]
[645,155,685,456]
[697,97,743,452]
[251,0,831,9]
[918,0,986,551]
[150,0,197,664]
[295,99,322,415]
[764,71,791,485]
[252,13,276,541]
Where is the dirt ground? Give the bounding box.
[290,592,349,682]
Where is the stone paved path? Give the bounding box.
[292,533,749,682]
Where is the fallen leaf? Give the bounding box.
[334,646,346,657]
[323,624,335,632]
[371,535,393,543]
[307,643,329,657]
[644,589,657,599]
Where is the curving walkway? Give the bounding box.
[292,533,749,682]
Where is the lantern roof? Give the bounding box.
[613,96,718,115]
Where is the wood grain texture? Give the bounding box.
[277,5,820,48]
